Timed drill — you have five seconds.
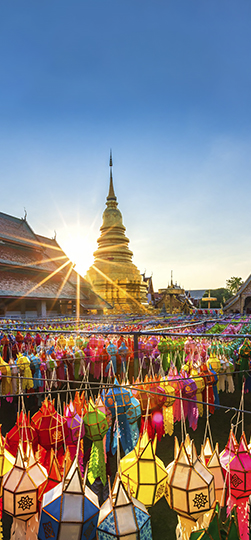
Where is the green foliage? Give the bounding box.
[202,288,232,308]
[226,276,243,295]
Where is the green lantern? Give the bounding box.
[83,400,109,486]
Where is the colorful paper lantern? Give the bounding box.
[3,443,46,521]
[105,380,133,455]
[201,442,225,506]
[31,398,68,451]
[84,400,109,486]
[64,401,85,445]
[38,459,100,540]
[226,432,251,500]
[38,449,62,504]
[220,429,238,471]
[165,436,215,522]
[97,473,153,540]
[120,431,167,507]
[5,411,38,457]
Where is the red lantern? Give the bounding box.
[5,411,38,457]
[31,398,68,451]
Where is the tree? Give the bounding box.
[202,288,232,308]
[226,277,243,296]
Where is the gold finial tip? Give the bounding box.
[109,149,113,167]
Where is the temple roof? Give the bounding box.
[0,212,41,247]
[0,212,111,309]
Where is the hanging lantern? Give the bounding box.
[126,392,141,449]
[5,411,39,457]
[220,429,238,471]
[64,401,85,445]
[165,436,215,524]
[200,437,213,466]
[38,449,62,505]
[120,431,167,507]
[38,459,100,540]
[31,398,68,451]
[83,400,109,486]
[0,431,15,497]
[105,379,133,455]
[97,473,153,540]
[3,443,46,521]
[200,440,225,506]
[226,432,251,500]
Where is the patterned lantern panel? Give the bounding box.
[97,473,153,540]
[31,399,68,451]
[120,432,167,508]
[38,460,99,540]
[226,433,251,500]
[3,445,40,521]
[165,437,215,522]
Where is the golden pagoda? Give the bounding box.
[85,153,148,313]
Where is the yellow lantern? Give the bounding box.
[119,431,167,507]
[165,436,215,526]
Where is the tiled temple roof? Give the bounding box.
[0,212,39,246]
[0,270,77,299]
[0,243,61,272]
[0,213,111,309]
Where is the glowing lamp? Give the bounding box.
[3,443,45,521]
[165,437,215,521]
[120,432,167,507]
[97,473,153,540]
[38,459,100,540]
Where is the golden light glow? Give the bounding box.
[59,230,94,278]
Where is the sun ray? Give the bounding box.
[91,264,148,312]
[18,259,72,301]
[0,233,64,251]
[48,262,75,313]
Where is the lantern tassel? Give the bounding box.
[88,440,106,486]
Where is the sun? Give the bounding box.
[58,229,95,278]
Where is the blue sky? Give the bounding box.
[0,0,251,290]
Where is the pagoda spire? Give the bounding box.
[107,149,117,201]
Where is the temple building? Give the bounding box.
[155,275,194,314]
[0,211,110,318]
[224,274,251,314]
[85,154,148,313]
